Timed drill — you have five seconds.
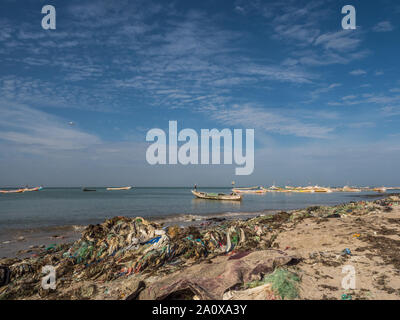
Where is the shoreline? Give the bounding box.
[1,193,399,300]
[0,210,279,259]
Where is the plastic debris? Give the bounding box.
[341,248,352,256]
[0,266,11,287]
[341,293,352,300]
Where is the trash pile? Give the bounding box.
[375,195,400,209]
[0,213,290,299]
[289,198,392,221]
[137,250,300,300]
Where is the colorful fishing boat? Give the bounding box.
[1,186,43,193]
[23,187,41,192]
[295,189,315,193]
[191,190,242,201]
[0,188,25,194]
[372,187,387,193]
[312,186,333,193]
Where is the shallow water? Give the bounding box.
[0,187,396,232]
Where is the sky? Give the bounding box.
[0,0,400,187]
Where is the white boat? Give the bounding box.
[232,186,267,194]
[106,186,133,191]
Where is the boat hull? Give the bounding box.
[106,186,133,191]
[232,188,267,194]
[191,190,242,201]
[0,189,24,194]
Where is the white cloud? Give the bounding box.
[381,106,400,116]
[314,30,362,52]
[372,21,394,32]
[342,95,357,101]
[239,65,314,84]
[207,104,334,139]
[349,69,367,76]
[347,122,375,129]
[0,102,101,151]
[234,6,245,14]
[308,83,341,101]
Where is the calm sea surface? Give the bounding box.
[0,187,396,231]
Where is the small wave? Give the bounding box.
[151,209,276,224]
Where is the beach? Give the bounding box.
[0,187,394,259]
[1,193,399,300]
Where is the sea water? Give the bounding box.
[0,187,395,232]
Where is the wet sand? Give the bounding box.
[0,226,83,259]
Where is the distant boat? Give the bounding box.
[0,188,25,194]
[312,186,333,193]
[295,189,315,193]
[106,186,133,191]
[0,186,42,194]
[82,188,96,192]
[23,187,41,192]
[191,190,242,201]
[372,187,387,193]
[342,186,361,192]
[232,186,267,194]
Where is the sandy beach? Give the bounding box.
[1,194,399,300]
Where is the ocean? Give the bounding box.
[0,187,395,232]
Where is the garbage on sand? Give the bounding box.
[0,266,11,287]
[341,248,352,256]
[136,250,300,300]
[247,268,301,300]
[0,212,291,299]
[341,293,352,300]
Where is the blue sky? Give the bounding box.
[0,0,399,187]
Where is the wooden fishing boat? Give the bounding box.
[191,190,242,201]
[275,189,293,193]
[106,186,133,191]
[313,187,333,193]
[0,188,25,194]
[295,189,315,193]
[342,186,361,192]
[23,187,40,192]
[372,187,387,193]
[232,186,267,194]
